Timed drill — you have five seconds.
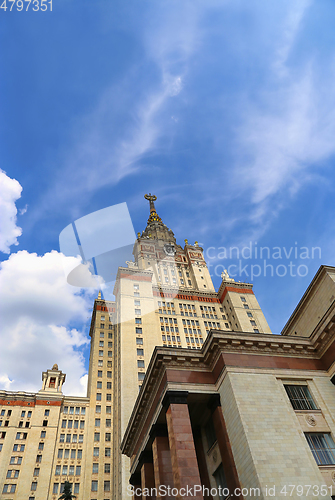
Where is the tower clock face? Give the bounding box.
[163,243,176,256]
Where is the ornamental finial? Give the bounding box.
[144,193,157,213]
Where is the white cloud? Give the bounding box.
[0,250,97,396]
[0,169,23,254]
[273,0,311,78]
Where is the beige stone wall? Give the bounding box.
[283,269,335,337]
[222,289,271,334]
[219,370,331,499]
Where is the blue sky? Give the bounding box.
[1,0,335,394]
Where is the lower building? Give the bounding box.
[121,288,335,499]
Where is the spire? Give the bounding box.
[144,193,162,223]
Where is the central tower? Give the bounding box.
[86,195,271,499]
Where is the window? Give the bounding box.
[95,419,101,427]
[253,329,259,333]
[105,433,111,442]
[97,381,102,389]
[134,300,140,306]
[106,394,111,401]
[136,327,142,334]
[137,360,145,368]
[71,449,76,459]
[137,348,144,356]
[59,434,65,443]
[77,449,82,459]
[66,434,71,443]
[76,466,81,476]
[94,432,100,442]
[108,351,112,357]
[98,370,102,377]
[58,449,63,459]
[240,296,246,302]
[136,338,143,345]
[105,447,111,457]
[135,318,142,324]
[247,312,253,317]
[31,482,37,491]
[138,372,145,381]
[243,304,249,309]
[104,481,110,492]
[69,407,74,414]
[53,483,59,495]
[96,405,101,413]
[98,360,103,366]
[107,382,112,389]
[69,465,74,475]
[44,409,50,416]
[250,320,256,326]
[74,484,79,494]
[106,419,111,427]
[106,406,111,414]
[56,464,62,475]
[64,449,69,459]
[3,484,16,493]
[105,463,111,473]
[135,309,141,315]
[62,465,68,475]
[284,385,317,410]
[34,468,40,476]
[43,420,48,426]
[21,410,26,417]
[36,455,42,463]
[93,447,99,457]
[38,442,44,450]
[107,371,112,378]
[134,284,139,290]
[305,433,335,465]
[80,420,85,429]
[40,430,46,438]
[91,481,98,492]
[96,393,102,401]
[63,406,68,414]
[213,463,228,499]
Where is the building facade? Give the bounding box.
[1,196,334,500]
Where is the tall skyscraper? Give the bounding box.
[0,195,274,500]
[86,194,271,497]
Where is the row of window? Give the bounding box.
[53,483,80,495]
[95,406,112,414]
[94,419,111,427]
[97,381,112,389]
[96,393,112,401]
[59,434,84,443]
[91,480,110,492]
[57,448,82,459]
[100,332,113,341]
[63,406,86,415]
[55,465,81,476]
[98,341,113,347]
[93,433,111,442]
[92,463,110,473]
[61,420,85,429]
[97,370,112,378]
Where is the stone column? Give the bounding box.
[163,391,203,500]
[208,394,244,500]
[140,451,156,500]
[150,425,174,498]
